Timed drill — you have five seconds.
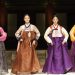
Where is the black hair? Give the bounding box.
[24,14,30,18]
[52,15,58,19]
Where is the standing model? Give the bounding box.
[42,16,72,74]
[0,27,7,73]
[70,25,75,70]
[12,14,40,74]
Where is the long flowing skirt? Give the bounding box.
[12,31,40,74]
[70,42,75,71]
[42,37,72,74]
[0,42,7,73]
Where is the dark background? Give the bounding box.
[0,0,75,50]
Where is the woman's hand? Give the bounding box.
[20,39,23,42]
[32,40,36,45]
[62,40,66,45]
[50,40,53,45]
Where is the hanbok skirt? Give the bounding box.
[42,37,72,74]
[0,41,7,73]
[70,42,75,71]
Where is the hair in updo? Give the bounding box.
[52,15,58,20]
[24,14,30,19]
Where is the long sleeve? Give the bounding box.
[15,26,23,40]
[33,25,40,40]
[44,27,52,43]
[70,25,75,42]
[62,27,69,42]
[0,27,7,41]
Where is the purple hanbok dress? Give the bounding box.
[42,26,72,74]
[0,27,7,72]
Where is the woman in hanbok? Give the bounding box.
[70,25,75,71]
[0,27,7,73]
[12,14,40,74]
[42,16,72,74]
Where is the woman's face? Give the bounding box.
[24,15,30,23]
[52,16,58,24]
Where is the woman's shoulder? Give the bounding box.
[72,25,75,29]
[48,25,53,29]
[19,25,25,29]
[30,24,37,28]
[0,27,3,29]
[50,25,53,27]
[46,25,53,31]
[0,27,3,30]
[31,24,35,27]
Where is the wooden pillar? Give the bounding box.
[0,1,6,30]
[45,3,54,28]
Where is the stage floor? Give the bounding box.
[3,50,75,75]
[5,72,75,75]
